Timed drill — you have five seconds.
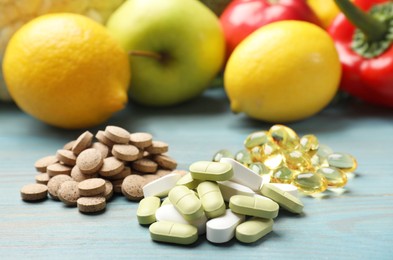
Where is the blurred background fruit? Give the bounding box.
[0,0,126,101]
[224,21,341,123]
[200,0,232,15]
[107,0,225,106]
[220,0,322,58]
[3,13,130,129]
[307,0,341,28]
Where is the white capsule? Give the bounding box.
[155,204,207,235]
[206,209,245,243]
[270,183,299,197]
[142,173,182,198]
[217,180,255,202]
[220,158,263,191]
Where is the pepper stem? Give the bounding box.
[334,0,387,41]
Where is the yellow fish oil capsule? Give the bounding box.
[299,134,319,156]
[189,161,233,181]
[229,195,279,219]
[137,196,161,225]
[212,149,234,162]
[283,149,312,172]
[249,146,264,162]
[149,221,198,245]
[317,167,347,188]
[269,124,300,149]
[234,149,252,165]
[244,131,271,149]
[197,181,226,218]
[168,185,204,221]
[327,152,358,173]
[235,217,273,243]
[317,144,334,160]
[271,166,293,184]
[248,162,271,176]
[292,172,328,194]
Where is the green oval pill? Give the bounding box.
[189,161,233,181]
[236,217,273,243]
[137,196,161,225]
[176,172,201,189]
[149,221,198,245]
[168,185,204,221]
[197,181,225,219]
[229,195,279,219]
[261,183,304,214]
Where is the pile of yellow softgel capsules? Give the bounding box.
[213,125,358,196]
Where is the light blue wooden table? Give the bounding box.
[1,87,392,259]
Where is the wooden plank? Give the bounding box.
[0,88,392,259]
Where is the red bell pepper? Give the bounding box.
[329,0,393,107]
[220,0,321,57]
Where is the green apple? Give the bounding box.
[106,0,225,106]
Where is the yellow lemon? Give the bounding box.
[224,20,341,123]
[307,0,341,28]
[2,13,130,129]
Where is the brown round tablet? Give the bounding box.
[34,155,58,173]
[105,166,131,181]
[155,169,172,177]
[145,141,169,154]
[47,174,72,200]
[76,148,103,175]
[58,180,80,206]
[35,173,50,185]
[129,132,153,149]
[63,140,76,150]
[91,142,109,159]
[95,130,115,148]
[132,158,158,173]
[103,180,113,201]
[77,197,106,213]
[142,174,159,183]
[153,154,177,170]
[72,131,93,155]
[56,149,77,166]
[112,144,139,161]
[121,174,146,201]
[78,178,106,197]
[111,179,124,194]
[20,183,48,201]
[47,163,72,177]
[70,166,97,182]
[99,157,124,177]
[105,126,130,144]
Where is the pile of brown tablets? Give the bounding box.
[20,126,183,213]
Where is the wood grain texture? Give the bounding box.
[1,88,392,259]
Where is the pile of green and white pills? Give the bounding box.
[137,159,304,245]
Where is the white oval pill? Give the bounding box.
[206,209,245,243]
[142,173,182,198]
[218,180,255,202]
[155,204,207,235]
[220,158,263,191]
[270,183,298,197]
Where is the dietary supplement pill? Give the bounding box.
[235,217,273,243]
[149,221,198,245]
[229,195,279,219]
[189,161,233,181]
[168,185,204,221]
[137,196,161,225]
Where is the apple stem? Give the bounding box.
[129,50,162,61]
